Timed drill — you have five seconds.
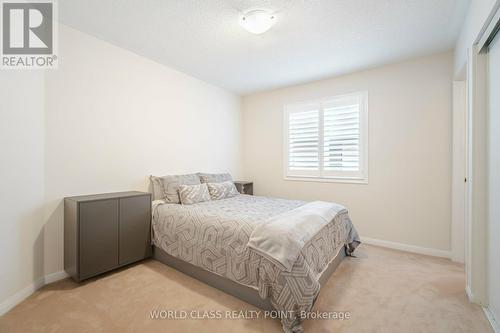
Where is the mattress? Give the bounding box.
[152,194,360,332]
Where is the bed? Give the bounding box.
[151,193,360,332]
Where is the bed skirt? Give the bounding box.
[153,245,346,311]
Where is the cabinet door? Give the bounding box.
[79,199,119,279]
[119,195,151,265]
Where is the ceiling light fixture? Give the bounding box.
[240,9,276,34]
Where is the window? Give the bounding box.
[284,92,368,183]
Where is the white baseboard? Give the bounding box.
[44,270,69,284]
[361,237,451,259]
[483,306,500,333]
[0,270,68,317]
[0,277,44,317]
[465,284,474,302]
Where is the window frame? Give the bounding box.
[283,91,369,184]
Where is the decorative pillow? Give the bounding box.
[150,176,164,201]
[178,183,211,205]
[197,172,233,184]
[150,174,200,203]
[207,181,239,200]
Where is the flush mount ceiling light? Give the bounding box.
[240,9,276,34]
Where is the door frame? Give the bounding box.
[451,81,466,264]
[465,44,488,304]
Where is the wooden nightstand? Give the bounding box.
[64,191,152,282]
[234,181,253,195]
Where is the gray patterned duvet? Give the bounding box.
[152,194,360,332]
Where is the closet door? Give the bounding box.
[487,27,500,317]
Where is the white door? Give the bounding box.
[487,28,500,321]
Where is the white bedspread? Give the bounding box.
[247,201,347,272]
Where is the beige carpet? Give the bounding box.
[0,244,492,333]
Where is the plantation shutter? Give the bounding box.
[286,103,320,176]
[284,92,367,182]
[323,101,360,172]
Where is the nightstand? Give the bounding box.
[234,181,253,195]
[64,191,152,282]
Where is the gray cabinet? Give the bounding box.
[119,195,152,265]
[64,191,152,282]
[80,199,119,279]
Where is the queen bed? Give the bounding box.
[148,174,359,332]
[150,173,360,332]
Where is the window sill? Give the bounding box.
[284,176,368,184]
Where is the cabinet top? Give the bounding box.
[233,181,253,185]
[65,191,151,202]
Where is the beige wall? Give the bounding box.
[0,71,45,312]
[242,52,453,252]
[0,24,242,312]
[41,25,242,276]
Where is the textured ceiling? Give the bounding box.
[59,0,470,95]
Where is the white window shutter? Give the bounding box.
[285,104,320,176]
[284,92,368,183]
[323,103,360,172]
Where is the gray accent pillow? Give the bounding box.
[178,183,211,205]
[197,172,233,184]
[150,174,201,203]
[207,181,239,200]
[150,176,164,201]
